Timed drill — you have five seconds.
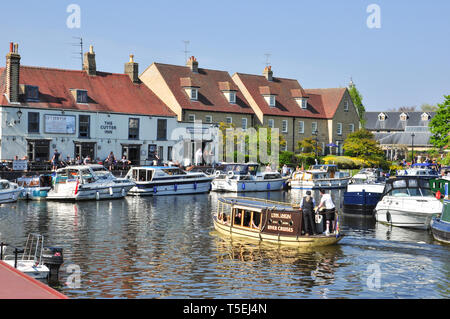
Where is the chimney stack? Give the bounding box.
[83,45,96,76]
[5,42,21,103]
[186,56,198,73]
[263,66,273,81]
[124,54,140,83]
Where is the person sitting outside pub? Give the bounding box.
[106,152,116,171]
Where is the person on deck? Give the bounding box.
[299,191,317,236]
[317,189,336,236]
[51,149,61,171]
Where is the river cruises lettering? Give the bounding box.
[100,121,117,134]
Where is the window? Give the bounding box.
[167,146,173,161]
[205,115,212,123]
[269,95,276,107]
[148,144,157,159]
[298,121,304,134]
[226,117,232,124]
[128,118,139,140]
[312,122,318,134]
[229,92,236,104]
[190,88,198,100]
[79,115,90,138]
[76,90,88,104]
[349,123,355,133]
[281,144,287,151]
[241,118,248,130]
[28,112,40,133]
[158,146,164,161]
[378,113,386,121]
[282,120,288,133]
[25,86,39,102]
[337,122,342,135]
[188,114,195,122]
[400,113,408,121]
[268,119,274,128]
[157,119,167,140]
[344,99,349,111]
[301,99,307,109]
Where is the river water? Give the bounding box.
[0,189,448,299]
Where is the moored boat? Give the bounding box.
[213,197,344,247]
[46,165,134,201]
[211,163,288,192]
[0,179,23,204]
[343,168,386,217]
[431,199,450,244]
[396,163,439,179]
[374,177,442,229]
[125,166,213,196]
[17,175,53,200]
[289,164,350,190]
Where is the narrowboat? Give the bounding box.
[125,166,213,196]
[211,163,288,192]
[17,175,53,200]
[343,168,386,216]
[289,164,350,190]
[374,177,443,229]
[213,197,344,247]
[46,165,135,200]
[429,176,450,199]
[431,199,450,244]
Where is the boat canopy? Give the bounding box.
[383,177,433,197]
[219,197,298,212]
[215,163,259,176]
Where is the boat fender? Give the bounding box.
[242,183,245,190]
[194,182,197,190]
[109,187,113,196]
[386,211,391,223]
[121,188,125,197]
[153,186,157,194]
[174,184,178,192]
[96,191,100,201]
[267,183,271,190]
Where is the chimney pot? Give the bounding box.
[263,65,273,81]
[125,54,139,83]
[186,56,199,73]
[83,45,96,75]
[9,42,13,53]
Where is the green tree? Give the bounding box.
[296,137,322,155]
[343,129,384,159]
[421,103,438,112]
[348,81,366,126]
[429,95,450,149]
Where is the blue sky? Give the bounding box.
[1,0,449,111]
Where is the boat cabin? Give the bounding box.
[126,166,188,183]
[382,177,433,197]
[54,166,97,185]
[214,163,259,176]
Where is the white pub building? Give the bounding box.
[0,43,218,167]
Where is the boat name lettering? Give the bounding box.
[270,212,291,219]
[267,225,294,232]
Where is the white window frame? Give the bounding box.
[349,123,355,133]
[344,99,349,111]
[337,122,343,135]
[269,95,276,107]
[205,115,212,123]
[312,122,318,133]
[302,99,307,109]
[282,120,288,133]
[226,117,232,125]
[298,121,304,134]
[190,88,198,100]
[188,114,195,122]
[229,92,236,104]
[268,119,274,128]
[241,118,247,130]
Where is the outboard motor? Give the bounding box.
[42,247,64,279]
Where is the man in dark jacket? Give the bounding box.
[300,190,317,236]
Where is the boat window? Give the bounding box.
[408,188,421,196]
[162,168,185,175]
[233,208,243,226]
[252,211,261,229]
[391,189,409,197]
[393,180,407,188]
[243,210,252,227]
[81,170,95,183]
[419,188,432,197]
[408,179,418,188]
[138,170,147,182]
[131,169,138,181]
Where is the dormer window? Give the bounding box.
[72,89,88,104]
[25,85,39,102]
[222,91,236,104]
[421,113,430,121]
[259,86,278,108]
[378,113,386,121]
[400,112,408,121]
[190,88,198,101]
[265,95,276,107]
[218,81,238,104]
[294,98,308,109]
[180,77,200,102]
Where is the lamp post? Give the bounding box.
[411,133,415,164]
[313,130,319,163]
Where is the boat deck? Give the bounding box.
[0,261,67,299]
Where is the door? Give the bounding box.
[122,145,141,166]
[74,142,96,161]
[27,140,50,162]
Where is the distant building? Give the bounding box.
[365,111,435,160]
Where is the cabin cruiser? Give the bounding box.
[374,177,443,230]
[213,197,344,247]
[17,175,53,200]
[396,163,439,179]
[343,168,386,216]
[0,179,23,204]
[0,234,64,280]
[430,180,450,243]
[46,165,135,200]
[125,166,213,196]
[289,164,351,190]
[211,163,288,192]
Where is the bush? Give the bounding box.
[295,153,318,168]
[279,151,296,167]
[322,155,368,169]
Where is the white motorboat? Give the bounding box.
[211,163,288,192]
[125,166,213,196]
[46,165,135,200]
[0,179,23,204]
[17,175,52,200]
[374,177,443,230]
[396,163,439,179]
[289,164,350,190]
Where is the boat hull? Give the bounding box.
[430,217,450,244]
[290,178,350,190]
[213,218,343,248]
[46,183,134,201]
[2,260,49,280]
[19,187,51,201]
[0,188,23,204]
[211,178,287,192]
[343,191,383,217]
[128,179,212,196]
[374,208,437,230]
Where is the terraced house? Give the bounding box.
[233,67,360,154]
[140,56,255,129]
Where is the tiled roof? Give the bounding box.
[235,72,342,119]
[152,63,254,114]
[374,131,432,146]
[0,65,176,117]
[365,111,435,131]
